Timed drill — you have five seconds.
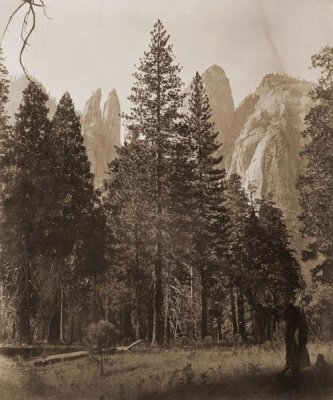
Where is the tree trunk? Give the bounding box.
[230,286,238,337]
[164,270,170,345]
[237,289,247,342]
[77,318,82,343]
[19,237,32,344]
[148,292,154,343]
[69,313,75,344]
[153,231,164,344]
[60,287,64,342]
[217,309,222,343]
[18,300,32,344]
[120,302,133,341]
[105,293,109,321]
[189,265,194,340]
[132,219,143,340]
[201,266,208,340]
[48,298,60,343]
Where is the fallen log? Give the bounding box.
[102,339,143,354]
[33,350,88,367]
[33,339,143,367]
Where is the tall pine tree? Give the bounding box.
[0,48,14,341]
[46,92,98,342]
[224,173,251,340]
[0,81,52,343]
[103,139,154,341]
[124,20,184,344]
[186,72,227,339]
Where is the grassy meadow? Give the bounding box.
[0,342,332,400]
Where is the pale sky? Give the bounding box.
[1,0,333,112]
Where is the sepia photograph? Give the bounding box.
[0,0,332,399]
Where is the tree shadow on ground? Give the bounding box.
[141,367,333,400]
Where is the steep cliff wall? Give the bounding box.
[82,89,121,186]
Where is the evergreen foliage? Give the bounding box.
[298,46,333,283]
[0,81,52,343]
[123,19,185,344]
[185,72,227,339]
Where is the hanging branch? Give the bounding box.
[1,0,50,81]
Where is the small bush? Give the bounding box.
[84,320,119,353]
[202,336,214,347]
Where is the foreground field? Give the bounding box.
[0,343,332,400]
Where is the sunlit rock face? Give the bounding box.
[201,65,235,168]
[82,88,121,187]
[202,66,314,280]
[228,74,314,281]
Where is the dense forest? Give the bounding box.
[0,20,332,348]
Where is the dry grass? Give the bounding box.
[0,342,332,400]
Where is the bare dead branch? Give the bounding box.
[0,2,26,46]
[1,0,50,81]
[21,10,30,42]
[19,3,36,81]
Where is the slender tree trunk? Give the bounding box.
[69,313,75,343]
[217,308,222,343]
[19,236,32,344]
[189,265,194,340]
[48,299,60,343]
[48,273,62,343]
[105,293,109,321]
[132,218,142,339]
[164,268,170,345]
[120,302,133,341]
[153,229,164,344]
[201,264,208,340]
[148,292,154,343]
[78,318,82,343]
[230,286,238,337]
[60,286,64,342]
[237,289,247,342]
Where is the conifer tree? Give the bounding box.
[103,139,154,341]
[0,81,52,343]
[51,92,95,254]
[124,20,184,343]
[244,197,300,342]
[257,199,301,306]
[45,92,96,342]
[0,48,13,341]
[224,173,251,340]
[298,46,333,283]
[0,48,9,133]
[186,72,227,339]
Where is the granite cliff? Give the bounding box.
[202,68,314,279]
[202,65,235,168]
[81,88,121,186]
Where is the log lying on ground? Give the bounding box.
[33,339,143,367]
[102,339,143,354]
[33,351,89,366]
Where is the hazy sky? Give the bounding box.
[1,0,333,112]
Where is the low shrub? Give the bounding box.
[84,320,119,353]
